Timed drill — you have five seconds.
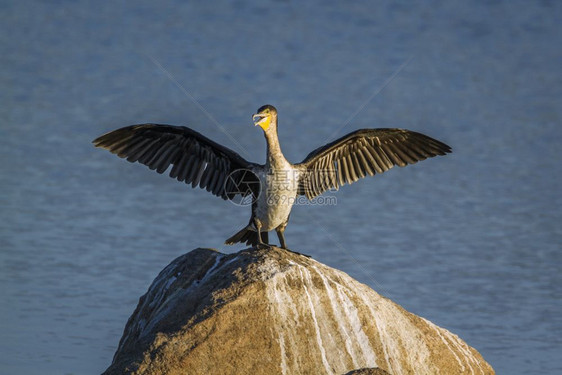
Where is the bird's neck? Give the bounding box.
[264,124,288,170]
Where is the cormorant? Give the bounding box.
[93,104,451,249]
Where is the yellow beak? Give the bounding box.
[253,113,271,131]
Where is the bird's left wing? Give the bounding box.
[93,124,260,200]
[295,128,451,199]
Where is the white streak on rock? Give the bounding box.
[422,318,485,375]
[164,276,176,290]
[298,266,332,374]
[451,332,485,374]
[314,268,359,367]
[453,337,484,375]
[357,289,433,375]
[361,296,396,375]
[142,254,226,336]
[264,261,302,374]
[312,265,378,369]
[425,318,465,372]
[269,274,288,375]
[330,274,378,367]
[147,266,177,309]
[198,254,224,285]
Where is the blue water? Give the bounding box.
[2,1,561,374]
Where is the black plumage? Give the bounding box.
[93,124,259,201]
[296,129,451,199]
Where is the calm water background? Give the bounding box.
[2,1,561,374]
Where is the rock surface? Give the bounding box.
[104,247,494,375]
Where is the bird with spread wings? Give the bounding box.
[93,104,451,250]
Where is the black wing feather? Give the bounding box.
[297,128,451,199]
[93,124,259,200]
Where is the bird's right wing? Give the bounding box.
[295,128,451,199]
[93,124,260,200]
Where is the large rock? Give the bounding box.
[104,247,494,375]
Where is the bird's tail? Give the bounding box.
[225,226,268,247]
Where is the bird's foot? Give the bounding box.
[256,243,271,250]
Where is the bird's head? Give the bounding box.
[252,104,277,132]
